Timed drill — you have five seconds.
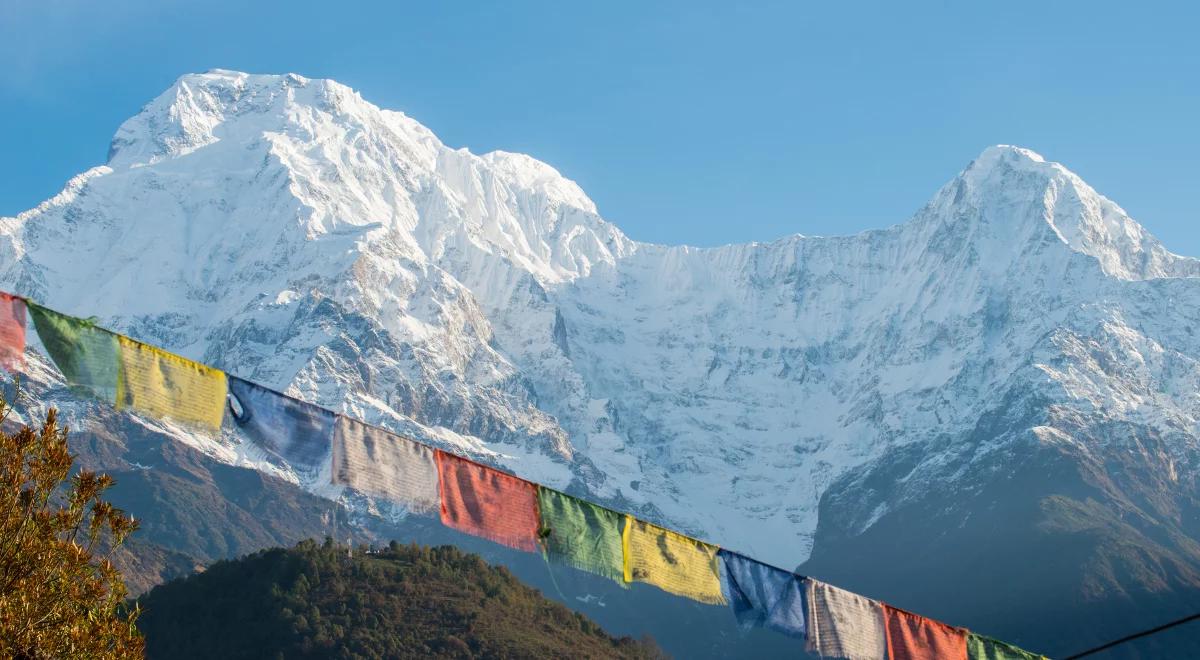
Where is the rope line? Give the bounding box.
[1063,611,1200,659]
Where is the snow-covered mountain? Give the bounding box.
[5,71,1200,611]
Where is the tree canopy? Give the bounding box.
[137,539,664,659]
[0,386,143,658]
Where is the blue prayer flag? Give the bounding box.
[227,376,336,474]
[719,550,806,639]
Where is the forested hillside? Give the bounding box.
[135,540,664,659]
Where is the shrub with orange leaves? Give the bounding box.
[0,385,143,658]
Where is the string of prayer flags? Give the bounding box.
[115,335,227,431]
[27,302,121,403]
[884,605,968,660]
[806,578,888,660]
[0,293,26,373]
[3,290,1048,660]
[227,376,337,474]
[718,550,806,639]
[622,516,726,605]
[536,487,626,584]
[967,634,1047,660]
[436,450,541,552]
[332,416,439,514]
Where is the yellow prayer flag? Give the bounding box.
[116,335,227,431]
[622,515,726,605]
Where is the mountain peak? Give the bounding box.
[960,144,1063,190]
[931,144,1200,281]
[106,71,430,169]
[975,143,1046,164]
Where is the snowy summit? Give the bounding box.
[4,71,1200,573]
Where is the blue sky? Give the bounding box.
[1,1,1197,252]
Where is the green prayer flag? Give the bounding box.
[28,303,120,404]
[537,487,626,584]
[968,633,1046,660]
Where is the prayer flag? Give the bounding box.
[537,487,625,584]
[332,416,439,514]
[227,376,336,474]
[0,293,26,373]
[28,303,120,403]
[884,605,968,660]
[718,550,805,639]
[622,516,726,605]
[967,634,1047,660]
[116,335,227,431]
[806,578,887,660]
[436,451,540,552]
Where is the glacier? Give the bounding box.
[3,69,1200,577]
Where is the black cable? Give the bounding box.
[1063,611,1200,659]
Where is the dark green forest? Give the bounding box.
[135,539,664,659]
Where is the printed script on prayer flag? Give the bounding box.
[436,451,540,552]
[116,336,227,431]
[806,578,887,660]
[0,293,25,373]
[332,417,439,514]
[537,488,625,584]
[228,376,336,474]
[27,303,121,403]
[719,550,806,638]
[622,516,726,605]
[967,634,1048,660]
[884,605,968,660]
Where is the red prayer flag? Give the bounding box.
[435,450,540,552]
[0,293,26,373]
[884,605,968,660]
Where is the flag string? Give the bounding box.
[0,290,1047,660]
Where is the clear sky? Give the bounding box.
[2,1,1197,252]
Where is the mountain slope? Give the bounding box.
[4,70,1200,654]
[135,541,663,659]
[3,377,786,658]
